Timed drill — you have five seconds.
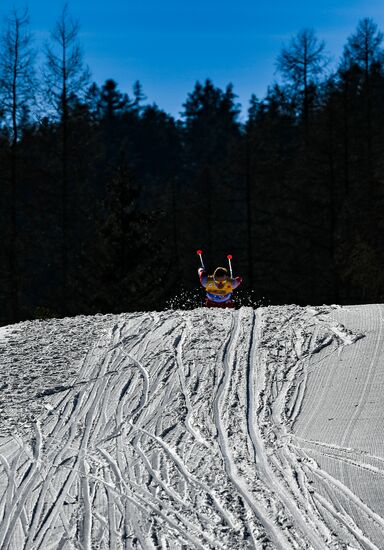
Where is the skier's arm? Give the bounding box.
[231,276,243,290]
[198,268,208,287]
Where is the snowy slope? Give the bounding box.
[0,304,383,549]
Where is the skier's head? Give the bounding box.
[214,267,228,282]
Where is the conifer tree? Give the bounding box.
[79,159,166,312]
[343,18,383,78]
[44,4,89,313]
[343,18,384,161]
[181,79,241,265]
[99,79,131,121]
[133,80,146,112]
[0,8,35,322]
[277,28,328,140]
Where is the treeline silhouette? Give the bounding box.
[1,8,384,324]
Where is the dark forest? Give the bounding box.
[1,8,384,325]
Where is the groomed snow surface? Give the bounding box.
[1,304,384,549]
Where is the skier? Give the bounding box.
[196,250,242,308]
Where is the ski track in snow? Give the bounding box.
[0,304,383,548]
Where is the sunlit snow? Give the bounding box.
[1,304,384,549]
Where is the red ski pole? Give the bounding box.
[196,249,205,270]
[227,254,233,278]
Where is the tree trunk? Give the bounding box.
[342,80,350,196]
[171,176,179,265]
[245,134,254,288]
[205,167,213,255]
[62,89,69,314]
[9,139,18,322]
[327,101,339,303]
[61,34,69,315]
[9,24,20,322]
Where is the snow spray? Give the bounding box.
[165,288,204,310]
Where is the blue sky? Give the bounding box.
[1,0,383,118]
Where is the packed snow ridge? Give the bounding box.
[1,304,384,549]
